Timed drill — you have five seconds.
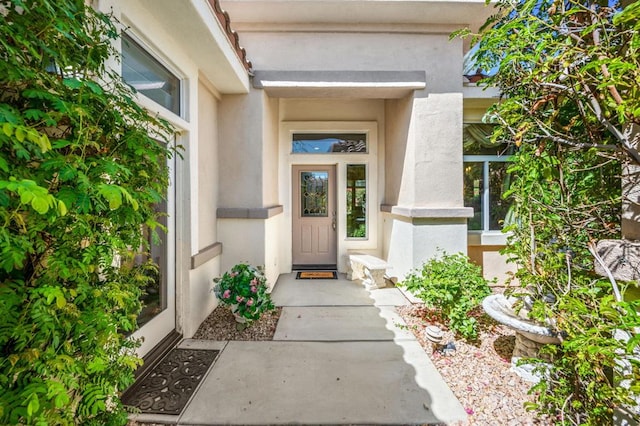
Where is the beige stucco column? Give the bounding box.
[383,92,472,280]
[217,89,282,285]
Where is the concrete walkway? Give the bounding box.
[134,273,467,425]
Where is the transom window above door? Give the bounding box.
[292,133,367,154]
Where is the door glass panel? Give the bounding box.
[346,164,367,238]
[301,171,328,217]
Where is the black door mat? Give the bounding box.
[296,270,338,279]
[122,348,219,415]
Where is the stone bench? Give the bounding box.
[347,254,390,289]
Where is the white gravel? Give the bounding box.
[396,304,548,425]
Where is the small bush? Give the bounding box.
[213,263,275,325]
[400,251,492,339]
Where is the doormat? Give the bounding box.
[122,348,219,415]
[296,271,338,279]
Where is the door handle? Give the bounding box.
[332,212,337,231]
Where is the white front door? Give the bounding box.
[292,165,337,267]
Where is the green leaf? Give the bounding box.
[63,77,82,89]
[23,109,46,121]
[38,133,51,153]
[27,394,39,417]
[57,200,67,216]
[2,122,13,137]
[15,126,25,142]
[85,80,103,95]
[31,196,50,214]
[55,293,66,309]
[20,190,34,205]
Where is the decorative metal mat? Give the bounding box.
[122,348,219,415]
[296,270,338,279]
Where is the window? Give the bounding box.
[346,164,367,238]
[136,198,168,327]
[122,34,181,115]
[292,133,367,154]
[463,124,514,231]
[136,141,171,327]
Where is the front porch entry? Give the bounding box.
[291,165,337,268]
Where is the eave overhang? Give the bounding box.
[221,0,497,35]
[253,70,427,98]
[138,0,251,94]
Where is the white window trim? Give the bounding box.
[120,30,188,123]
[345,163,369,241]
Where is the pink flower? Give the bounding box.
[222,289,231,299]
[246,298,254,307]
[236,295,244,303]
[251,286,257,293]
[465,408,474,415]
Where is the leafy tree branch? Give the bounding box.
[0,1,175,424]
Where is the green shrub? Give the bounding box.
[400,251,492,340]
[0,1,174,424]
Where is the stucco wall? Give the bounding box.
[197,81,219,250]
[180,81,223,338]
[262,96,280,206]
[281,99,385,122]
[391,94,464,208]
[239,32,463,94]
[218,91,266,207]
[384,215,469,281]
[388,94,467,209]
[187,258,220,337]
[218,220,265,269]
[384,97,412,206]
[264,215,283,287]
[468,245,517,286]
[218,90,284,281]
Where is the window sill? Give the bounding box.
[467,231,511,246]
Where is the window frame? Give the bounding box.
[281,121,379,273]
[463,154,512,232]
[121,32,186,120]
[345,163,368,240]
[291,133,368,154]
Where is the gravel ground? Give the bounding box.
[396,304,547,426]
[192,305,282,340]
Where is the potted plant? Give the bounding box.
[213,263,275,329]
